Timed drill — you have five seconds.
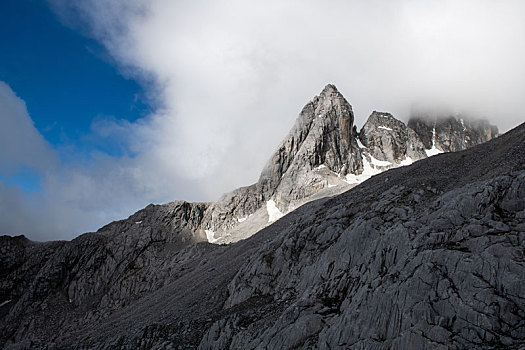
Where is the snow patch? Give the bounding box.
[399,157,414,166]
[205,229,218,243]
[378,126,393,131]
[135,221,142,224]
[328,184,337,188]
[356,139,365,148]
[369,155,392,167]
[237,217,247,223]
[344,153,417,185]
[425,127,444,157]
[266,200,284,223]
[314,164,326,170]
[344,156,383,184]
[425,147,443,157]
[0,300,11,307]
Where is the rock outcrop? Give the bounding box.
[0,85,511,349]
[359,111,427,163]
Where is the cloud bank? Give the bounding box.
[2,0,524,240]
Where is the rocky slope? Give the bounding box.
[0,85,514,349]
[205,122,524,349]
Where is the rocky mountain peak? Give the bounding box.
[200,85,364,241]
[359,111,427,163]
[257,84,362,211]
[205,88,501,242]
[316,84,357,146]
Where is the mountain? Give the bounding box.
[203,85,500,244]
[1,85,520,349]
[408,111,499,153]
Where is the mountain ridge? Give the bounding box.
[5,84,498,246]
[200,84,500,244]
[1,85,519,350]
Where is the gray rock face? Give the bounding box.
[203,184,264,235]
[204,84,364,234]
[0,236,65,319]
[257,84,362,211]
[406,127,428,160]
[359,111,427,163]
[408,114,499,152]
[0,85,515,349]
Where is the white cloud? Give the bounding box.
[0,82,58,175]
[2,1,524,240]
[52,0,525,154]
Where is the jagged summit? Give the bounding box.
[319,83,338,94]
[259,84,359,185]
[258,83,362,211]
[171,85,501,244]
[201,84,365,242]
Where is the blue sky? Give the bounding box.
[1,0,524,241]
[0,0,149,155]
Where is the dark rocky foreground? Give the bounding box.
[1,87,522,349]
